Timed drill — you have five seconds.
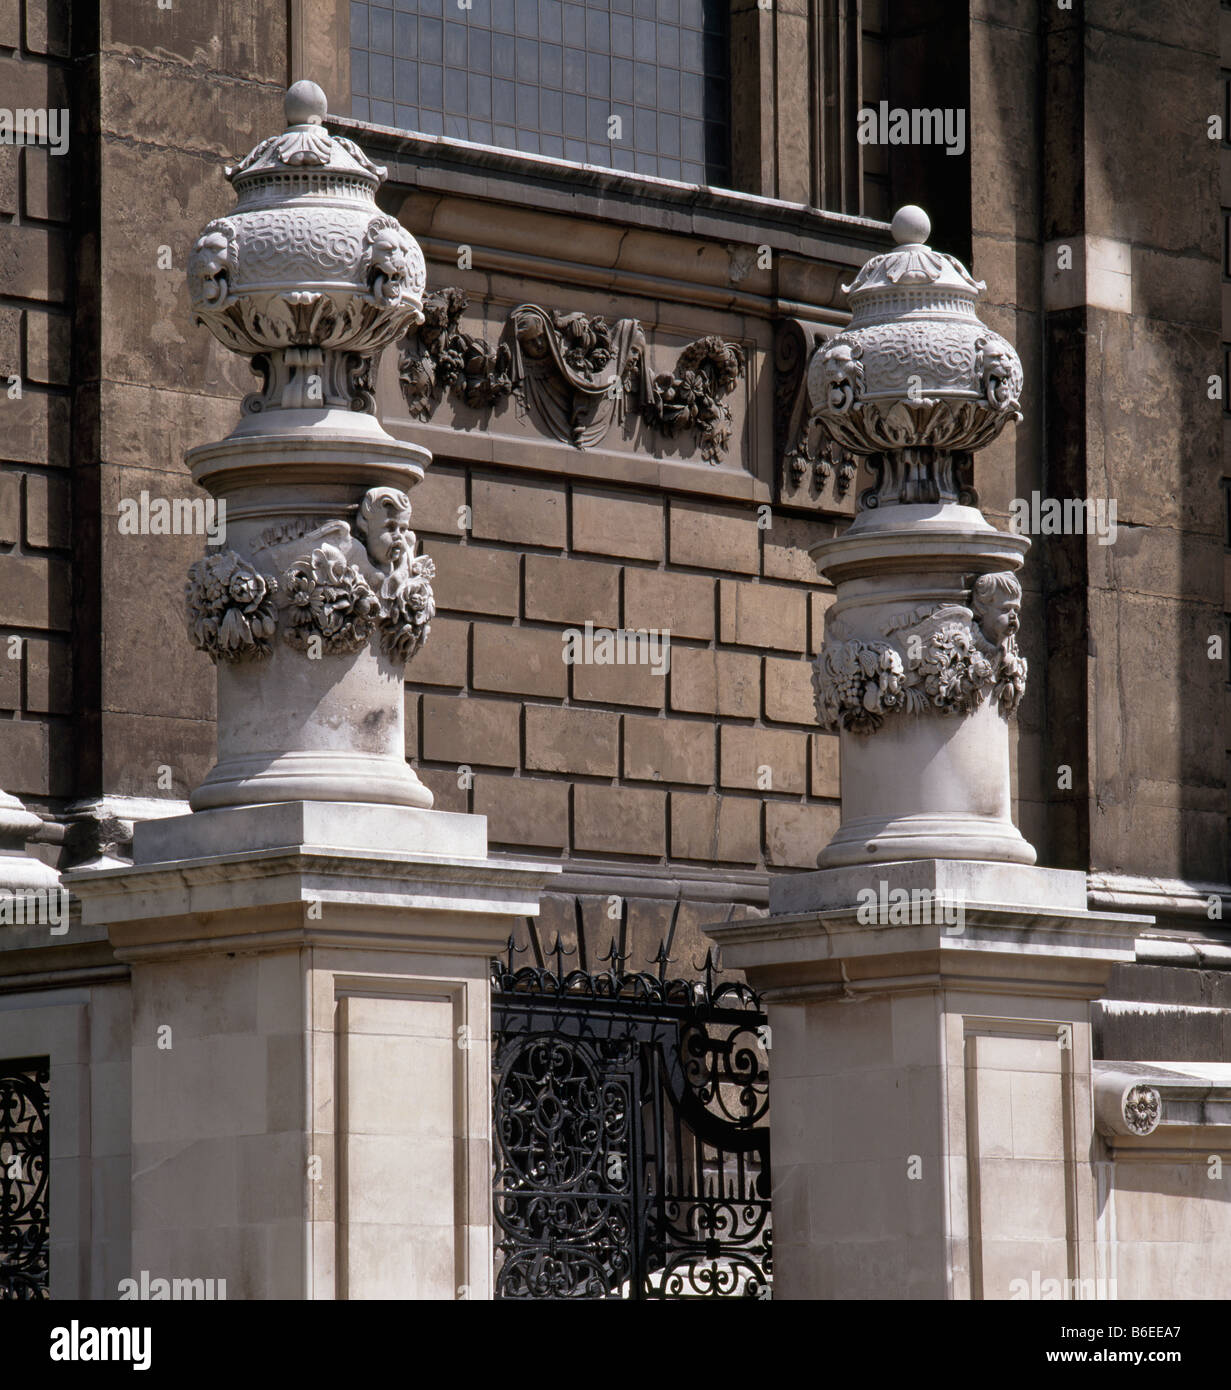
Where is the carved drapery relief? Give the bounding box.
[813,571,1026,733]
[397,289,746,463]
[185,488,435,667]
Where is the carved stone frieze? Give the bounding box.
[813,571,1026,733]
[397,289,746,463]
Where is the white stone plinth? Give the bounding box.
[707,861,1149,1300]
[65,801,559,1301]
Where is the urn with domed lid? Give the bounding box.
[807,205,1023,506]
[187,80,426,416]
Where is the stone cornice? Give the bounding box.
[333,113,889,263]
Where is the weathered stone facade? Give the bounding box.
[0,0,1229,1303]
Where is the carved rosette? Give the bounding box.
[186,82,425,415]
[813,572,1027,733]
[397,289,746,462]
[804,206,1022,509]
[1122,1085,1162,1136]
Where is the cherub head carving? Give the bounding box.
[356,487,415,572]
[970,571,1021,648]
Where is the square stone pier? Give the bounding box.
[66,801,559,1300]
[707,860,1148,1300]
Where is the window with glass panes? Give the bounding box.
[349,0,731,186]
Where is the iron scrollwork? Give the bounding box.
[0,1058,49,1300]
[491,907,771,1300]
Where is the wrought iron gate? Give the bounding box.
[0,1057,49,1300]
[491,925,771,1299]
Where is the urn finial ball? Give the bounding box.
[285,79,328,126]
[891,204,931,246]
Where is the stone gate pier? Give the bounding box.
[707,208,1231,1300]
[62,83,557,1300]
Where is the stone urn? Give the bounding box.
[807,206,1034,867]
[183,81,436,811]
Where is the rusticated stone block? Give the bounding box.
[472,473,566,548]
[622,714,714,785]
[429,542,519,617]
[23,308,69,385]
[0,718,46,795]
[571,657,663,708]
[719,725,806,794]
[719,579,807,652]
[811,733,839,799]
[1,390,70,465]
[416,764,467,814]
[670,792,760,864]
[0,638,18,709]
[623,567,714,639]
[525,704,618,776]
[0,306,18,375]
[573,487,663,562]
[407,617,468,688]
[421,693,519,768]
[475,774,569,849]
[473,623,567,699]
[764,655,816,725]
[810,589,835,652]
[669,498,758,574]
[0,147,16,218]
[24,470,69,548]
[23,148,70,223]
[763,512,833,583]
[0,1,19,48]
[411,467,466,536]
[403,690,419,758]
[670,647,759,718]
[524,554,620,627]
[766,802,839,868]
[0,224,69,302]
[0,469,18,543]
[24,0,70,57]
[574,784,666,857]
[0,552,69,629]
[24,634,70,715]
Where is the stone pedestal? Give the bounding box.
[66,803,558,1299]
[709,863,1147,1299]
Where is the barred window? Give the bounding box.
[349,0,731,186]
[0,1058,49,1300]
